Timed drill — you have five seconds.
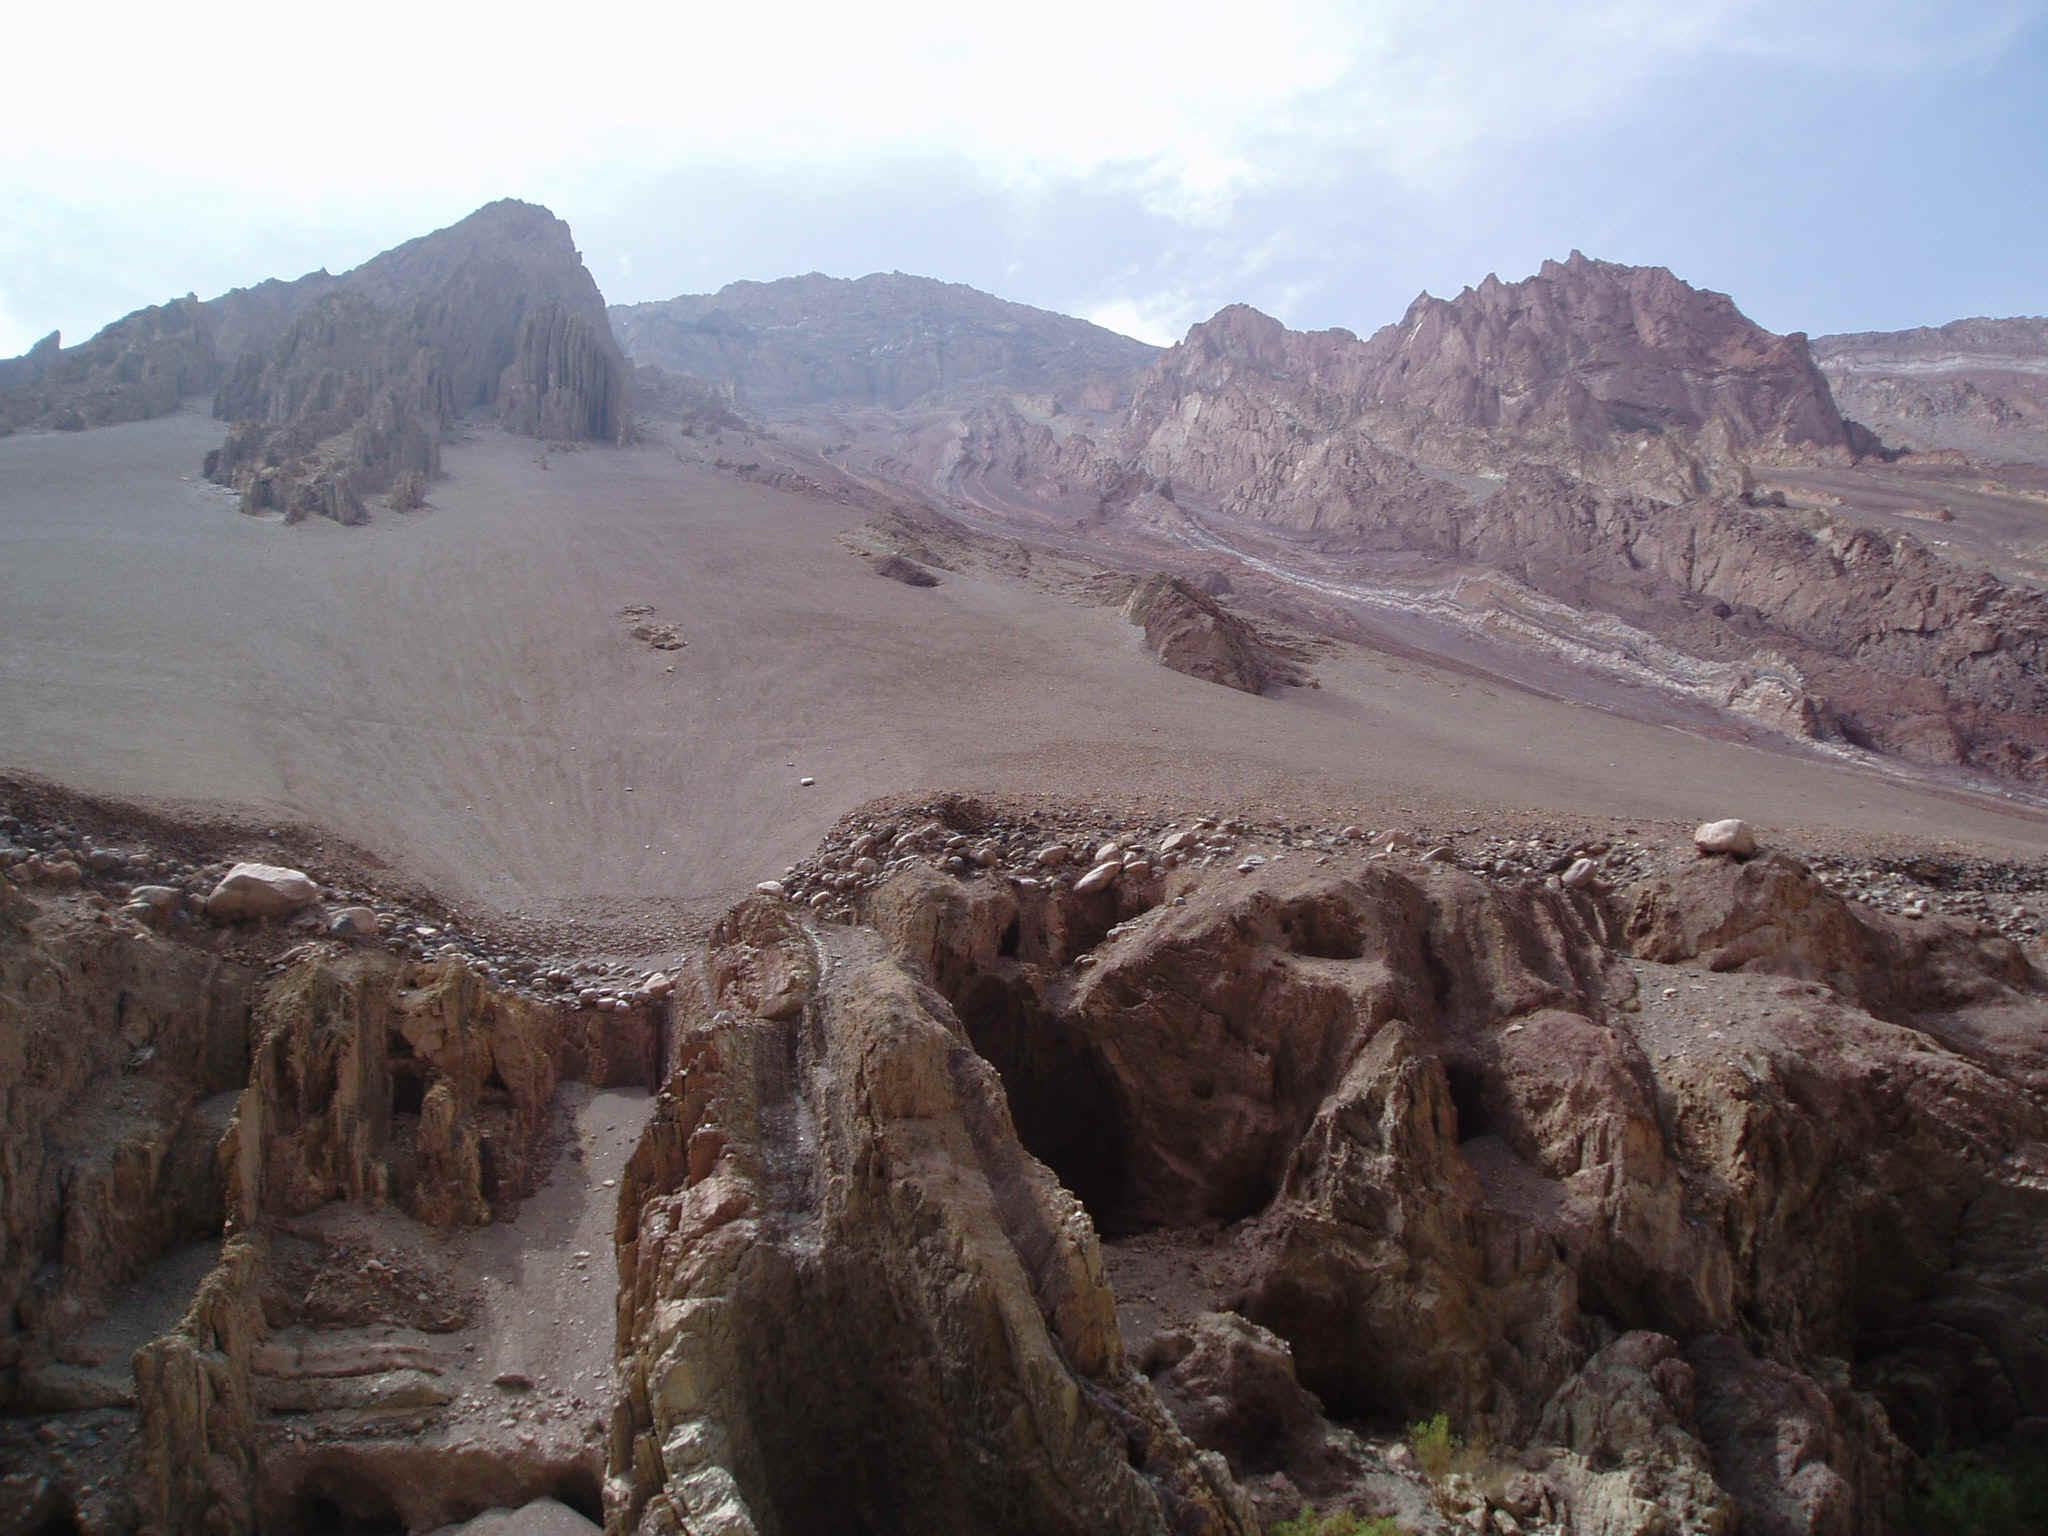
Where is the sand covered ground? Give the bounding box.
[3,407,2045,947]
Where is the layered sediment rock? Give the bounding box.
[947,270,2048,782]
[1121,573,1304,694]
[1814,317,2048,464]
[0,836,657,1535]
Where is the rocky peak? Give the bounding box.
[610,270,1159,410]
[1359,252,1853,455]
[205,198,630,523]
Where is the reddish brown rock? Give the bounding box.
[857,849,2048,1533]
[1814,317,2048,464]
[1121,573,1305,694]
[609,909,1256,1536]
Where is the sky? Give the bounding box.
[3,0,2044,356]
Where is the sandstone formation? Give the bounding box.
[1121,573,1304,694]
[1813,317,2048,465]
[205,200,631,523]
[609,271,1158,412]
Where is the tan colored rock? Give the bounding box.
[327,904,379,938]
[1692,819,1757,858]
[1074,859,1122,895]
[610,919,1255,1535]
[204,861,319,921]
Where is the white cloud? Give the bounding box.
[1084,295,1202,348]
[3,0,2034,346]
[18,0,2019,237]
[0,291,36,359]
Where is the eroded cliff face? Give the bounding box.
[0,300,222,437]
[1354,253,1854,467]
[936,274,2048,784]
[609,897,1254,1536]
[205,200,631,523]
[9,794,2047,1536]
[1118,255,1859,516]
[605,799,2047,1536]
[1813,318,2048,465]
[0,825,657,1536]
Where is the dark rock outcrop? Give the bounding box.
[850,845,2048,1533]
[0,272,339,438]
[0,299,219,435]
[608,897,1256,1536]
[204,200,630,523]
[1121,573,1303,694]
[610,271,1158,412]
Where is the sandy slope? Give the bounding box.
[2,408,2044,945]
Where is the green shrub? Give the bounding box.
[1267,1511,1407,1536]
[1908,1448,2048,1536]
[1407,1412,1459,1481]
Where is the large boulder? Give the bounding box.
[201,860,317,921]
[1121,573,1303,695]
[203,862,319,921]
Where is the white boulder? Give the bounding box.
[204,862,320,921]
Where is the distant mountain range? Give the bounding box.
[4,201,2045,782]
[610,271,1159,412]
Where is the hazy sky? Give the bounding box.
[4,0,2043,356]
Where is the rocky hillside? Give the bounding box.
[0,272,338,437]
[206,200,630,523]
[934,263,2048,786]
[1814,317,2048,464]
[609,271,1159,412]
[15,785,2043,1535]
[1120,255,1862,509]
[0,202,629,524]
[1355,252,1856,464]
